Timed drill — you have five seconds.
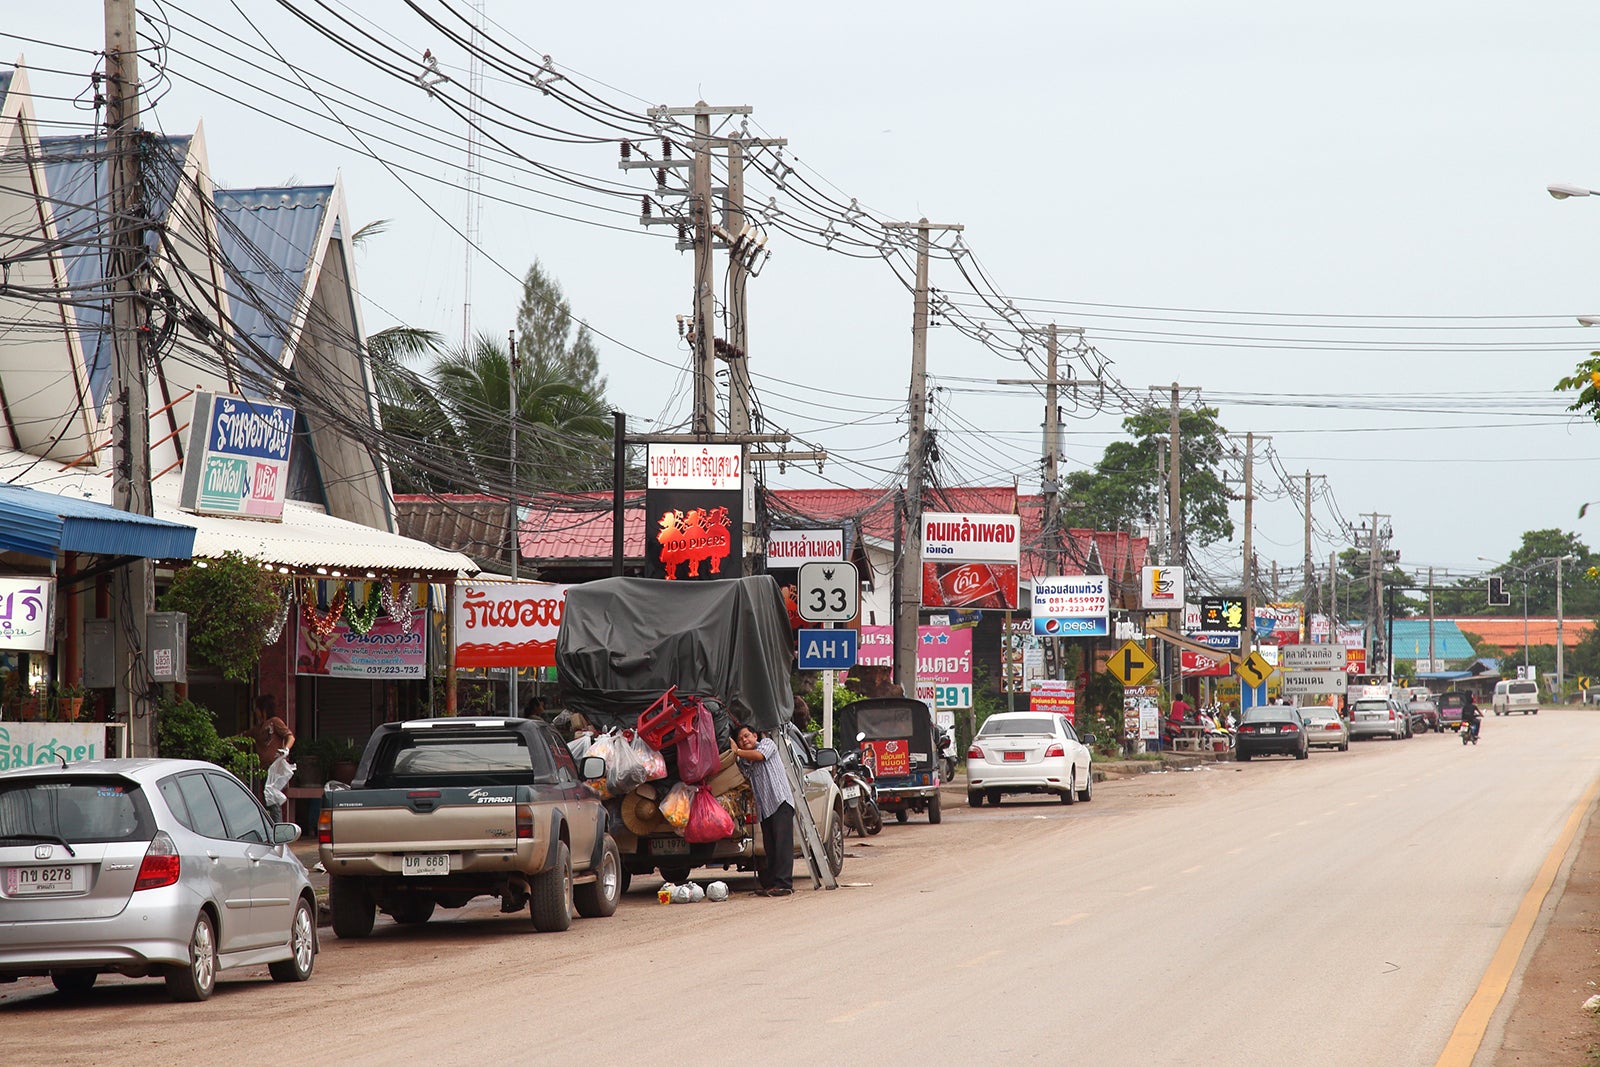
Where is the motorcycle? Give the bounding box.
[835,739,883,837]
[936,723,957,783]
[1461,717,1481,745]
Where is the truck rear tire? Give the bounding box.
[574,836,621,919]
[329,876,375,939]
[530,841,573,932]
[388,896,435,925]
[928,792,943,823]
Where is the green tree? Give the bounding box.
[515,259,606,399]
[368,325,464,495]
[1328,546,1417,621]
[1488,529,1600,618]
[1062,405,1234,547]
[159,552,283,682]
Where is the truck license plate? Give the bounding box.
[402,853,450,877]
[651,837,688,856]
[5,865,85,895]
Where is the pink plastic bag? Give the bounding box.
[675,701,720,784]
[684,785,736,844]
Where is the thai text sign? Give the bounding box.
[921,512,1021,562]
[1253,603,1304,645]
[1031,680,1076,724]
[0,723,104,770]
[1032,575,1109,636]
[180,392,294,519]
[1140,565,1184,609]
[862,738,910,778]
[858,625,894,667]
[767,529,844,567]
[1281,645,1346,670]
[0,576,54,652]
[918,626,972,685]
[1281,670,1348,695]
[298,608,425,679]
[646,443,743,490]
[1182,649,1232,677]
[453,581,571,669]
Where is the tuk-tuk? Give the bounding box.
[838,698,943,824]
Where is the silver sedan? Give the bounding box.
[1348,697,1405,740]
[967,712,1094,806]
[1299,705,1350,751]
[0,758,316,1000]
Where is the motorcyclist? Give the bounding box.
[1461,695,1483,741]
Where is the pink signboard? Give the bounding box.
[297,608,425,678]
[854,625,971,683]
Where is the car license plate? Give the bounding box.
[651,837,689,856]
[842,785,861,799]
[4,865,85,895]
[1260,726,1276,734]
[1004,751,1025,762]
[402,853,450,877]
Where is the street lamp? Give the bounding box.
[1549,182,1600,199]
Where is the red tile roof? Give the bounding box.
[1447,617,1594,650]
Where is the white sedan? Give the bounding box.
[1299,704,1350,751]
[967,712,1094,806]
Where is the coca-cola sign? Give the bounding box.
[921,561,1020,610]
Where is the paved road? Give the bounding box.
[3,709,1593,1065]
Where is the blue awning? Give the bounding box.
[0,484,196,560]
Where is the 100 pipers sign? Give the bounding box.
[645,443,743,581]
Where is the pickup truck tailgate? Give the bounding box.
[323,788,536,873]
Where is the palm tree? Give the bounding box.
[368,325,464,495]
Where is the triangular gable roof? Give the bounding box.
[212,185,331,371]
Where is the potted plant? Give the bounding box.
[51,680,86,722]
[308,737,362,784]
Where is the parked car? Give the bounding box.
[967,712,1095,805]
[1492,679,1540,716]
[1299,705,1350,751]
[1405,697,1440,733]
[1235,704,1310,761]
[1348,697,1406,740]
[0,758,316,1001]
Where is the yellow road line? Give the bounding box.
[1436,777,1600,1067]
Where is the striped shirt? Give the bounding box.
[737,736,793,820]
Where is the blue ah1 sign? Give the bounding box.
[798,629,858,670]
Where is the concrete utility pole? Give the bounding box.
[998,324,1089,577]
[1241,432,1254,660]
[1303,472,1315,613]
[106,0,156,756]
[690,106,718,438]
[1329,550,1338,633]
[886,218,962,699]
[1167,384,1182,568]
[508,327,519,717]
[1356,512,1392,676]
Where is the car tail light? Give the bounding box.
[1282,721,1300,733]
[134,831,181,891]
[968,745,984,760]
[1389,709,1395,720]
[516,803,534,840]
[1325,722,1341,731]
[1239,724,1257,734]
[1044,744,1064,757]
[407,790,441,799]
[744,812,756,825]
[317,808,332,846]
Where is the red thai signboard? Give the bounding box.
[862,738,910,778]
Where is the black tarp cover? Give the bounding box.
[555,575,795,733]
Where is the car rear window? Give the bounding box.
[0,777,154,845]
[1242,706,1297,722]
[1352,700,1389,713]
[978,716,1057,737]
[1510,682,1537,696]
[367,729,551,787]
[855,705,916,737]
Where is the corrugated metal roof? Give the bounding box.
[37,135,192,406]
[0,448,475,575]
[0,71,12,111]
[1389,619,1476,660]
[211,186,331,369]
[0,482,195,560]
[394,493,514,567]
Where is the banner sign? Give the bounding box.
[1123,684,1160,741]
[1200,597,1246,632]
[1139,566,1184,609]
[0,723,106,770]
[1281,645,1346,670]
[862,738,910,778]
[1003,621,1046,694]
[1337,625,1365,649]
[921,512,1021,562]
[646,442,744,491]
[179,391,295,519]
[1254,603,1304,645]
[1031,680,1076,724]
[1186,630,1242,651]
[1309,614,1332,642]
[767,529,845,568]
[452,581,570,669]
[1345,648,1368,674]
[0,576,54,652]
[1032,576,1109,636]
[644,487,742,581]
[1181,649,1232,676]
[298,606,426,678]
[1281,670,1348,695]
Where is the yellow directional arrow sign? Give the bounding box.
[1109,640,1157,686]
[1235,650,1273,689]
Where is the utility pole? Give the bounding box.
[1355,513,1392,676]
[1168,384,1182,568]
[1242,432,1253,663]
[886,218,962,700]
[1428,565,1436,671]
[1329,550,1338,637]
[690,106,717,438]
[1557,555,1569,696]
[998,324,1089,576]
[508,328,519,717]
[1303,472,1315,614]
[107,0,156,757]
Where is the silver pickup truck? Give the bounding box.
[317,718,619,937]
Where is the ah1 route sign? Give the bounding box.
[798,628,858,671]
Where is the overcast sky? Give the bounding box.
[10,1,1600,599]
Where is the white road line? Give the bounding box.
[1054,912,1090,927]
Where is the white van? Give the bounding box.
[1492,679,1540,716]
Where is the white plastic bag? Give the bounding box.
[265,754,294,808]
[706,881,729,902]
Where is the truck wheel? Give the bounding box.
[895,809,908,824]
[826,804,846,877]
[574,836,621,919]
[329,876,375,939]
[530,841,573,932]
[928,791,943,824]
[389,896,435,925]
[657,863,692,885]
[620,869,632,895]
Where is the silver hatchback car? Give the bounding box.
[0,758,316,1000]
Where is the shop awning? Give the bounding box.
[0,483,196,561]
